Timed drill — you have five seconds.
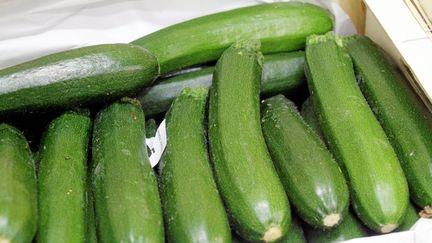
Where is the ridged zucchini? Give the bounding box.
[37,111,92,242]
[305,211,369,243]
[261,95,349,229]
[92,99,164,242]
[0,124,37,243]
[137,51,305,116]
[305,32,409,233]
[160,88,231,242]
[344,35,432,207]
[0,44,159,114]
[132,2,332,73]
[208,40,290,242]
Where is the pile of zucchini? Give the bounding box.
[0,2,431,243]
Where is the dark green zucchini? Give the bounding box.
[92,99,164,242]
[37,111,92,242]
[0,124,37,243]
[132,2,332,73]
[0,44,159,115]
[145,119,158,138]
[208,40,290,242]
[137,51,305,116]
[261,95,349,229]
[344,35,432,208]
[278,216,307,243]
[160,87,231,242]
[305,211,369,243]
[305,32,409,233]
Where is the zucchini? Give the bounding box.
[37,111,92,242]
[344,35,432,208]
[132,2,332,73]
[92,99,164,242]
[261,95,349,229]
[300,97,324,139]
[208,40,290,242]
[305,211,369,243]
[0,44,159,115]
[138,51,305,116]
[145,119,157,138]
[87,173,97,243]
[305,32,409,233]
[0,124,37,243]
[159,87,231,242]
[397,203,419,232]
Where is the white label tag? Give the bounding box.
[145,119,167,168]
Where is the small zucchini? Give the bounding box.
[261,95,349,229]
[0,44,159,115]
[160,87,231,242]
[37,111,92,242]
[208,40,290,242]
[92,99,164,242]
[132,2,332,73]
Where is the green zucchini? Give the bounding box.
[300,97,324,139]
[87,172,98,243]
[261,95,349,229]
[159,87,231,242]
[132,2,332,73]
[278,216,307,243]
[92,99,164,242]
[397,203,419,232]
[0,124,37,243]
[0,44,159,115]
[305,211,369,243]
[305,32,409,233]
[137,51,305,116]
[208,40,290,242]
[37,111,92,242]
[344,35,432,208]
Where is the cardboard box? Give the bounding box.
[339,0,432,112]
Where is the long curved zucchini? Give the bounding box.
[160,88,231,242]
[261,95,349,229]
[137,51,305,116]
[92,99,164,242]
[132,2,332,73]
[37,111,92,242]
[305,211,369,243]
[208,40,290,242]
[0,124,37,243]
[0,44,159,115]
[344,35,432,208]
[305,32,409,233]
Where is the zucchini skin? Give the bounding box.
[300,97,324,139]
[160,88,231,243]
[0,44,159,115]
[345,36,432,207]
[0,124,37,243]
[305,211,369,243]
[397,203,419,232]
[132,2,332,73]
[261,95,349,229]
[305,33,409,233]
[37,111,92,242]
[137,51,305,116]
[208,40,290,242]
[92,99,164,242]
